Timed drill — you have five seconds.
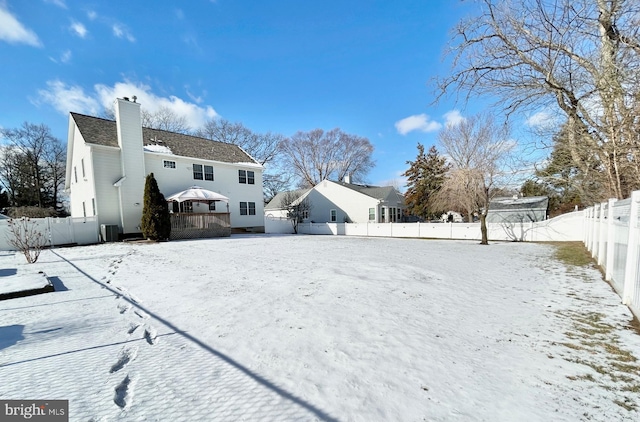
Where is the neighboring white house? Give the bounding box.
[265,180,405,224]
[65,97,264,235]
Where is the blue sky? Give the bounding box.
[0,0,543,188]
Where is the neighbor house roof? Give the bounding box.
[71,113,259,165]
[488,196,549,211]
[334,181,402,202]
[265,189,312,210]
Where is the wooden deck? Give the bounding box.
[170,213,231,240]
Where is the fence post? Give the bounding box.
[584,207,591,247]
[590,204,599,255]
[622,191,640,305]
[605,198,617,281]
[597,202,607,265]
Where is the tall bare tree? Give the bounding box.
[0,123,65,210]
[195,118,282,166]
[103,105,191,134]
[141,106,190,134]
[433,114,513,245]
[279,128,374,188]
[438,0,640,200]
[196,118,287,201]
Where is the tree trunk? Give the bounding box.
[479,213,489,245]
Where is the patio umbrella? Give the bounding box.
[166,186,229,203]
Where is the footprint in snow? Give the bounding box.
[110,347,138,373]
[117,304,130,314]
[127,323,140,335]
[144,327,158,345]
[113,374,135,409]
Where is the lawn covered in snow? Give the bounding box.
[1,235,639,421]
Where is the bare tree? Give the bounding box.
[195,118,282,166]
[6,217,48,263]
[279,191,311,234]
[432,114,514,245]
[103,105,191,134]
[437,0,640,200]
[141,106,190,134]
[0,123,65,210]
[279,128,374,188]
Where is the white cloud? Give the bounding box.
[60,49,71,63]
[35,80,102,115]
[525,110,560,129]
[394,114,442,135]
[95,81,218,127]
[112,23,135,42]
[70,21,87,38]
[36,79,218,129]
[0,5,41,46]
[443,110,465,126]
[87,10,97,20]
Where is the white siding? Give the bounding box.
[145,153,264,228]
[68,125,96,220]
[115,99,146,233]
[308,181,378,223]
[92,147,124,227]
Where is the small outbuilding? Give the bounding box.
[486,196,549,223]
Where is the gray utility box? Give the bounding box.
[100,224,119,242]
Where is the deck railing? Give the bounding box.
[170,213,231,240]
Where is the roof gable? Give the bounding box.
[265,189,312,210]
[70,112,259,165]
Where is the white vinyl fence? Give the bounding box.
[266,211,584,241]
[584,190,640,317]
[0,216,100,251]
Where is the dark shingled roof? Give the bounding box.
[71,112,258,164]
[334,181,399,201]
[488,196,549,211]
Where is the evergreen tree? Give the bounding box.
[402,144,450,220]
[141,173,171,240]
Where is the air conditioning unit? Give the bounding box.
[100,224,119,242]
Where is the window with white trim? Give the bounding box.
[239,202,256,215]
[239,170,246,183]
[247,171,255,184]
[330,209,337,222]
[369,208,375,221]
[81,159,85,178]
[164,160,176,169]
[74,167,77,183]
[193,164,203,180]
[92,198,96,216]
[204,165,214,181]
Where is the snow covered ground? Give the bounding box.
[1,235,639,421]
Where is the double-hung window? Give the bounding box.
[204,165,214,181]
[239,202,256,216]
[330,209,337,222]
[239,170,247,184]
[247,171,255,184]
[193,164,203,180]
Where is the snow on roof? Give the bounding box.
[143,144,173,154]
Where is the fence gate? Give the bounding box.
[47,218,74,245]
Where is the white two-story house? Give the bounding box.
[65,97,264,236]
